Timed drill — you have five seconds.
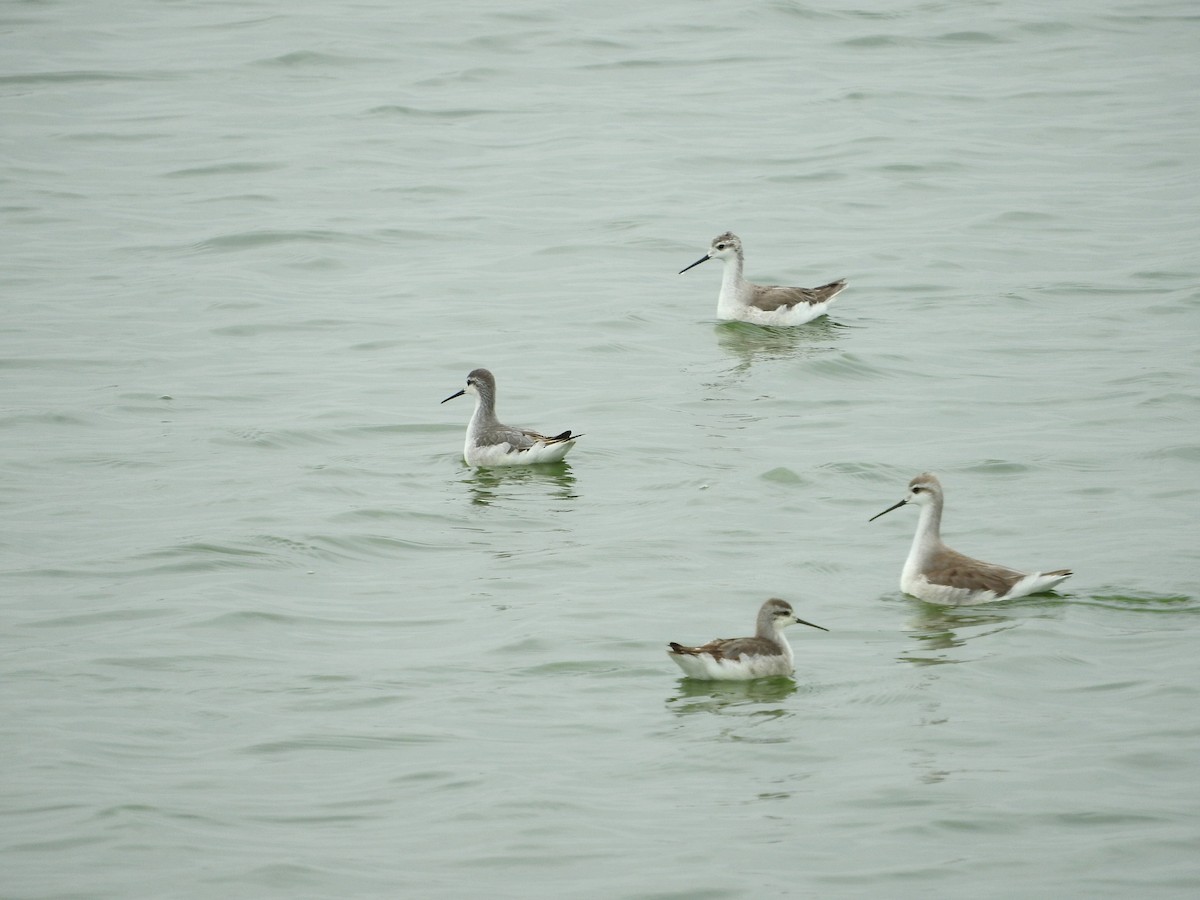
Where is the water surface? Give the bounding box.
[3,1,1199,897]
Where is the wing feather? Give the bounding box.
[749,279,846,312]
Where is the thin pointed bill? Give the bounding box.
[869,499,908,522]
[795,616,829,632]
[440,389,465,404]
[678,253,712,275]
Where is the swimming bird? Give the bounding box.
[869,473,1072,606]
[667,597,828,681]
[441,368,579,467]
[679,232,846,326]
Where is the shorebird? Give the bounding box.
[870,473,1072,605]
[679,232,846,326]
[667,597,828,680]
[441,368,579,467]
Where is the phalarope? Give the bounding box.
[668,597,828,681]
[869,473,1072,606]
[441,368,579,467]
[679,232,846,326]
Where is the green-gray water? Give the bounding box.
[3,1,1199,897]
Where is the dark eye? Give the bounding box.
[912,486,923,493]
[716,243,726,250]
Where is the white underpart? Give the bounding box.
[904,571,1071,607]
[715,256,835,326]
[669,646,794,681]
[464,437,574,467]
[733,296,835,327]
[903,574,998,607]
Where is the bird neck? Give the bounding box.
[910,499,945,564]
[717,253,749,312]
[771,624,795,666]
[721,252,746,291]
[469,390,500,430]
[755,614,788,653]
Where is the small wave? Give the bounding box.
[364,104,497,119]
[251,50,363,68]
[1077,593,1198,611]
[0,70,163,85]
[162,161,282,179]
[191,230,367,253]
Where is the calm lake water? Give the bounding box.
[3,0,1199,897]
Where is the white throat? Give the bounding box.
[904,500,943,580]
[716,254,747,316]
[772,624,795,668]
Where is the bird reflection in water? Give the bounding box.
[897,602,1027,667]
[666,675,799,719]
[714,317,845,378]
[461,463,579,507]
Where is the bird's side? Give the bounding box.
[667,598,828,681]
[441,368,579,467]
[870,473,1072,606]
[900,548,1071,606]
[464,425,576,467]
[667,636,796,680]
[679,232,846,326]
